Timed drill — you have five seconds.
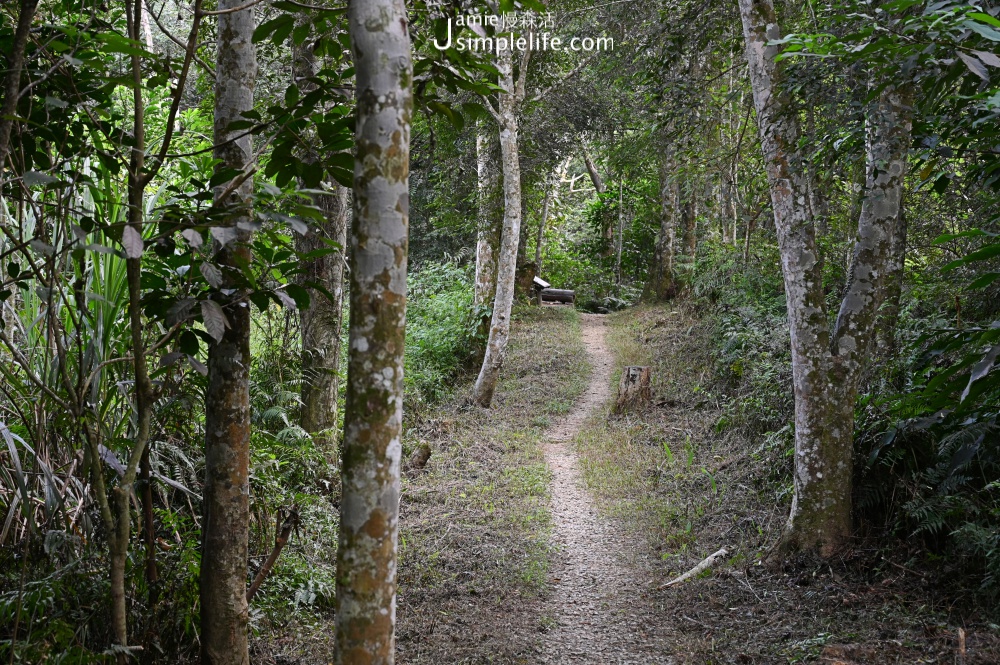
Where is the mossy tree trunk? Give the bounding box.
[336,0,412,661]
[200,1,256,662]
[738,0,912,557]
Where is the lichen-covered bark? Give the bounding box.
[738,0,911,557]
[834,84,913,366]
[201,2,256,663]
[293,40,350,449]
[472,42,522,407]
[336,0,411,662]
[474,128,501,310]
[648,149,678,301]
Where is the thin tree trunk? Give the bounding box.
[200,1,256,662]
[474,128,501,309]
[293,39,350,451]
[682,180,697,260]
[336,0,411,661]
[535,178,552,274]
[648,148,677,300]
[738,0,911,557]
[472,41,524,407]
[581,141,607,194]
[0,0,39,175]
[614,178,624,289]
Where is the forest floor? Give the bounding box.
[265,304,1000,664]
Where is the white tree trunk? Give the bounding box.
[336,0,411,661]
[474,128,500,309]
[472,42,523,407]
[738,0,911,556]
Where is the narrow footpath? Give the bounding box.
[541,313,674,664]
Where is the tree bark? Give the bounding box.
[336,1,411,662]
[581,141,607,194]
[738,0,911,557]
[0,0,39,175]
[474,128,501,309]
[472,41,525,407]
[293,40,350,451]
[535,177,553,275]
[647,147,678,300]
[200,1,256,663]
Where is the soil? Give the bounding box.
[541,314,673,664]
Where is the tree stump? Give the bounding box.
[614,366,651,414]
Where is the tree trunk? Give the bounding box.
[738,0,911,557]
[682,181,697,259]
[471,42,524,407]
[474,128,502,309]
[0,0,39,175]
[614,366,652,414]
[293,40,350,451]
[647,148,677,300]
[614,179,624,290]
[336,1,411,662]
[581,141,607,194]
[534,177,552,275]
[200,1,256,662]
[877,203,907,360]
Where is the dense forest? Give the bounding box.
[1,0,999,663]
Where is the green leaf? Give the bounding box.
[201,300,229,343]
[968,272,1000,289]
[969,12,1000,28]
[253,15,294,44]
[179,329,200,356]
[285,284,311,309]
[964,20,1000,42]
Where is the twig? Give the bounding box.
[658,547,729,589]
[246,506,300,602]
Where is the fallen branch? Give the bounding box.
[246,505,299,602]
[658,547,729,589]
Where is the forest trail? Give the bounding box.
[541,313,673,664]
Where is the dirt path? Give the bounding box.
[541,314,673,664]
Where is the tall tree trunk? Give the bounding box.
[738,0,912,557]
[877,203,907,361]
[682,181,697,259]
[293,39,350,451]
[614,178,624,289]
[0,0,39,175]
[200,1,256,662]
[471,41,524,407]
[534,177,553,274]
[336,0,411,662]
[648,148,678,301]
[474,128,501,309]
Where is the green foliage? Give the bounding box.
[404,262,478,407]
